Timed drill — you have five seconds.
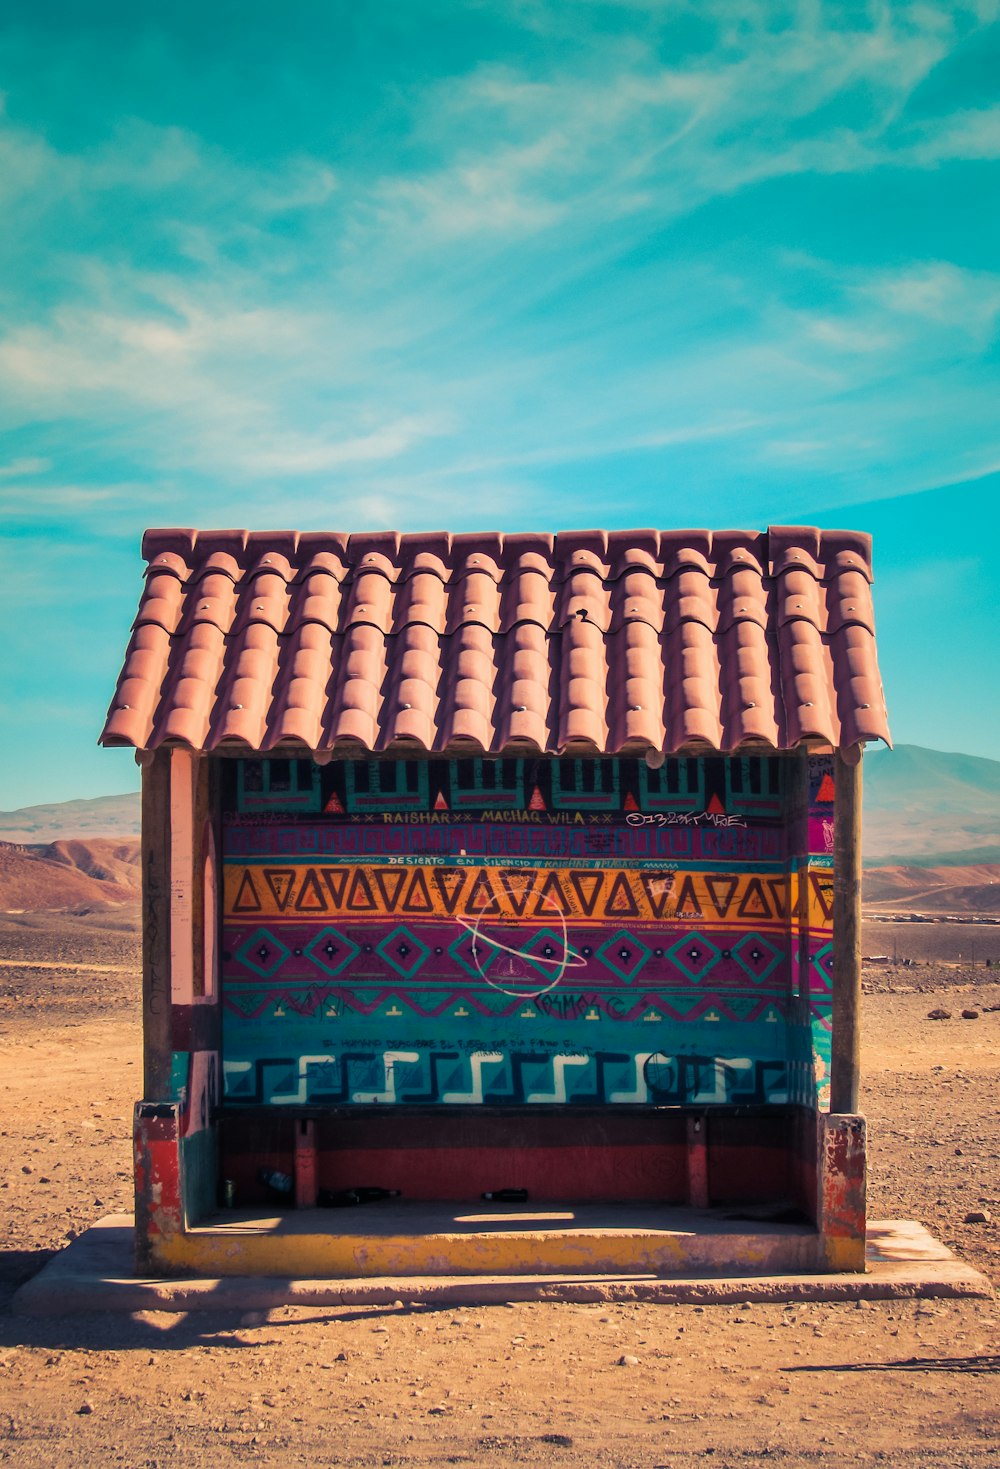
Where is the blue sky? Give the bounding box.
[1,1,998,807]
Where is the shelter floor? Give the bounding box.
[197,1198,813,1236]
[170,1199,826,1277]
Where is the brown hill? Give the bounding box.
[863,863,1000,914]
[38,838,142,890]
[0,838,141,912]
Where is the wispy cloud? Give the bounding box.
[423,412,765,481]
[800,317,897,354]
[0,456,50,478]
[0,110,338,223]
[360,4,991,252]
[230,413,456,474]
[764,438,836,461]
[908,105,1000,163]
[0,481,146,519]
[858,262,1000,343]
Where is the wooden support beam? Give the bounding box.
[788,752,813,1002]
[191,754,212,997]
[830,747,863,1114]
[141,748,173,1098]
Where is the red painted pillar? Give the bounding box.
[817,1112,867,1271]
[133,1101,184,1274]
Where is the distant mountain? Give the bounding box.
[863,744,1000,866]
[0,792,140,845]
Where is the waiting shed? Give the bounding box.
[101,525,890,1278]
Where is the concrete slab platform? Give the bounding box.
[13,1214,993,1315]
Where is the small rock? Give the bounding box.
[77,1402,94,1415]
[618,1354,640,1367]
[961,1010,980,1020]
[964,1210,991,1224]
[927,1008,951,1020]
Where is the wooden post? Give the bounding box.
[789,752,812,1002]
[830,747,863,1114]
[191,754,212,997]
[141,748,173,1098]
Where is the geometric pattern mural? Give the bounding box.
[221,754,833,1108]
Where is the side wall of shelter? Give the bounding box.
[134,749,221,1260]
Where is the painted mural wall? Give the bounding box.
[802,752,836,1110]
[219,754,835,1110]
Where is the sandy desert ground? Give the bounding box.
[0,908,997,1468]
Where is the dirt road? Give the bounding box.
[0,913,997,1467]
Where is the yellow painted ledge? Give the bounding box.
[153,1205,827,1279]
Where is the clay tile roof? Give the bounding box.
[100,526,891,756]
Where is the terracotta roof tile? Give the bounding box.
[101,526,891,756]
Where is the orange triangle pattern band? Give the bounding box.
[224,862,830,930]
